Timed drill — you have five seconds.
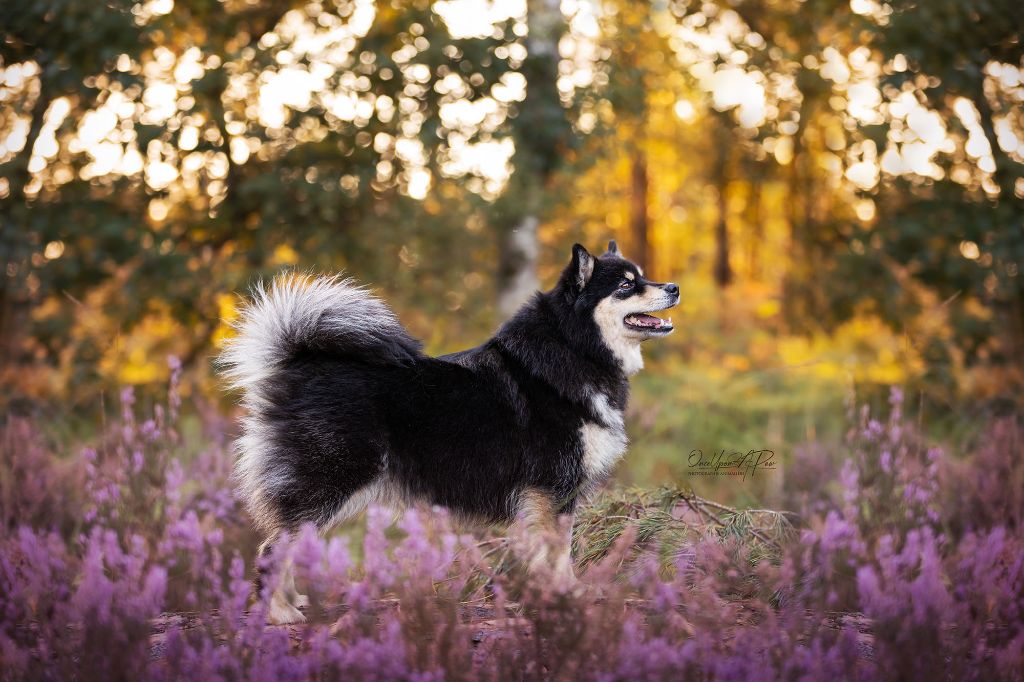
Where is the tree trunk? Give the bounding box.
[495,0,563,319]
[630,148,649,273]
[973,91,1024,361]
[0,83,53,368]
[497,215,540,319]
[712,122,732,288]
[747,179,764,280]
[713,189,732,288]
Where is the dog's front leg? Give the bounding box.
[549,511,577,588]
[514,489,578,589]
[257,535,307,625]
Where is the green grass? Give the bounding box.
[618,354,849,507]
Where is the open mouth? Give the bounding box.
[623,312,673,334]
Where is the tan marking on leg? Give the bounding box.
[513,489,577,589]
[281,558,310,608]
[268,584,305,625]
[261,535,307,625]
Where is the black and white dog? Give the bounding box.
[220,241,678,623]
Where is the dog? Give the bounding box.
[219,240,679,623]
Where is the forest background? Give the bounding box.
[2,0,1022,504]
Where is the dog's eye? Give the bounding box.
[618,279,633,290]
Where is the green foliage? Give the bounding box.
[870,0,1024,365]
[1,0,1021,411]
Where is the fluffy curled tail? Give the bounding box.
[219,273,422,392]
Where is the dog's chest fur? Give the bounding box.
[579,391,628,480]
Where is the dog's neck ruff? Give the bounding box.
[580,390,628,481]
[494,293,630,406]
[614,344,643,376]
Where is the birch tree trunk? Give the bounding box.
[630,148,650,274]
[0,82,52,367]
[497,215,541,319]
[496,0,565,319]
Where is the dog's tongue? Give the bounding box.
[625,313,671,329]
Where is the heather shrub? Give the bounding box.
[1,377,1022,680]
[941,417,1024,535]
[0,419,85,535]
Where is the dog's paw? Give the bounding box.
[267,600,307,625]
[555,574,590,598]
[292,593,310,609]
[572,579,606,600]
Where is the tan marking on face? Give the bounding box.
[593,285,673,375]
[624,271,635,281]
[594,296,644,374]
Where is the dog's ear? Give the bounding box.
[603,240,622,258]
[569,243,595,292]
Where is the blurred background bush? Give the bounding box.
[1,0,1021,495]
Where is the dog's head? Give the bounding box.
[559,240,679,375]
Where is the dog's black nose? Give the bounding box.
[664,283,679,297]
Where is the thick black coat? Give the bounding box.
[221,246,672,537]
[262,288,625,529]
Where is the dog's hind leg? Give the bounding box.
[317,476,403,534]
[256,475,399,625]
